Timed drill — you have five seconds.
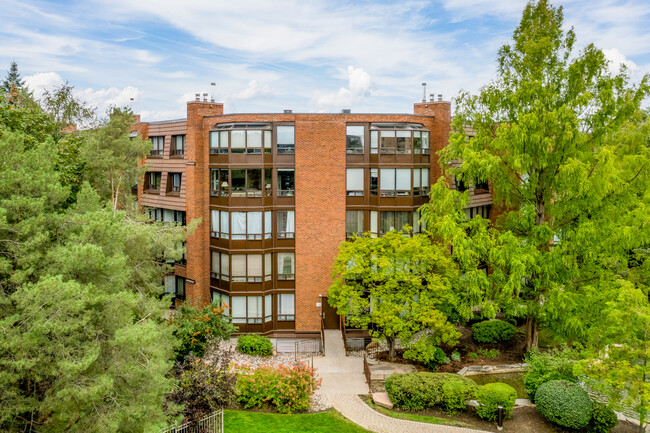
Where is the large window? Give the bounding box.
[210,123,272,155]
[232,296,263,324]
[147,207,185,225]
[231,168,262,197]
[379,211,411,235]
[346,210,364,238]
[171,135,185,156]
[369,123,429,155]
[380,168,411,196]
[211,210,271,239]
[277,210,295,238]
[278,293,295,321]
[210,169,229,196]
[277,252,295,280]
[464,205,490,220]
[145,172,161,191]
[210,210,229,238]
[150,136,164,156]
[276,126,295,154]
[168,172,182,193]
[211,251,230,280]
[346,168,364,196]
[164,275,185,299]
[231,254,264,282]
[413,168,430,196]
[346,125,364,154]
[277,169,295,196]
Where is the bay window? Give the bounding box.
[211,292,230,314]
[210,123,271,154]
[277,210,295,238]
[413,168,430,196]
[231,254,263,282]
[379,211,411,235]
[346,168,364,196]
[210,169,229,196]
[231,296,263,324]
[380,168,411,196]
[369,123,429,155]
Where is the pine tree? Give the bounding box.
[1,61,25,94]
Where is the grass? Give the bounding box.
[224,409,372,433]
[359,396,475,428]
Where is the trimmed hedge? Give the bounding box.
[588,402,618,433]
[475,382,517,421]
[471,320,516,344]
[535,380,593,429]
[237,334,273,356]
[440,380,477,414]
[385,372,477,411]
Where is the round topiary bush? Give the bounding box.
[535,380,593,429]
[385,372,477,411]
[237,334,273,356]
[471,319,516,344]
[588,402,618,433]
[440,380,478,414]
[475,382,517,421]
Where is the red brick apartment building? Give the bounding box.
[135,95,493,339]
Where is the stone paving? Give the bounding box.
[328,394,489,433]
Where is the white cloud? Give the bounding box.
[77,86,143,114]
[23,71,65,99]
[314,66,373,110]
[232,80,270,101]
[603,48,639,75]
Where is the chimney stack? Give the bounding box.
[284,109,292,114]
[203,93,208,102]
[421,82,427,102]
[438,94,443,102]
[195,93,200,101]
[429,94,434,102]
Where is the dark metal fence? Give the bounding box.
[161,410,223,433]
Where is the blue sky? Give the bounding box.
[2,0,649,121]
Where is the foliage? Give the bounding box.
[237,334,273,356]
[1,61,25,93]
[167,357,237,423]
[385,372,476,411]
[329,230,461,359]
[224,409,372,433]
[535,380,593,429]
[236,363,321,414]
[475,383,517,421]
[420,0,650,352]
[588,402,618,433]
[440,380,478,414]
[81,106,150,210]
[403,337,450,370]
[477,348,500,359]
[451,351,461,362]
[468,352,479,360]
[172,303,236,362]
[523,347,578,401]
[41,82,96,130]
[471,320,516,344]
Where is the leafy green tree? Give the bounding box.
[329,230,462,360]
[437,0,649,350]
[81,107,150,210]
[1,61,25,94]
[41,82,96,131]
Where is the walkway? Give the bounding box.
[312,329,368,395]
[329,394,487,433]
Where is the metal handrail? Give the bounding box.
[320,313,326,355]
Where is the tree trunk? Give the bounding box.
[525,315,538,352]
[387,336,396,361]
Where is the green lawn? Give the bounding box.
[359,396,474,428]
[224,409,371,433]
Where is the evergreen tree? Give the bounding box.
[1,61,25,94]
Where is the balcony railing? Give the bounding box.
[150,149,163,156]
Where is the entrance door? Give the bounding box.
[322,297,339,329]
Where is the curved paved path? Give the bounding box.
[329,394,488,433]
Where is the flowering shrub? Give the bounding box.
[236,362,321,413]
[170,302,236,362]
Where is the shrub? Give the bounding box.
[475,383,517,421]
[468,352,479,360]
[477,348,500,358]
[403,337,450,370]
[535,380,593,429]
[171,303,236,362]
[451,351,461,362]
[167,357,237,422]
[441,380,478,414]
[236,362,320,413]
[385,372,477,411]
[471,320,516,344]
[523,347,578,400]
[237,334,273,356]
[588,402,618,433]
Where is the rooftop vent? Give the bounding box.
[438,94,443,102]
[195,93,200,101]
[422,82,427,102]
[429,94,435,102]
[341,109,351,114]
[203,93,208,102]
[284,109,292,114]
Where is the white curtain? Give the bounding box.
[396,169,411,190]
[380,169,395,190]
[265,294,272,322]
[247,212,262,235]
[278,253,295,275]
[231,255,246,280]
[370,211,378,236]
[413,169,421,188]
[286,211,295,232]
[247,130,262,148]
[231,212,246,239]
[265,253,272,280]
[346,168,364,191]
[221,253,230,279]
[220,211,229,235]
[211,251,220,273]
[164,209,174,222]
[247,255,262,277]
[211,210,219,233]
[219,131,229,149]
[422,168,430,188]
[210,131,219,149]
[278,293,295,315]
[164,275,175,294]
[231,297,246,323]
[248,297,262,319]
[264,211,272,238]
[231,130,245,149]
[413,211,420,234]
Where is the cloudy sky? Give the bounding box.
[2,0,648,121]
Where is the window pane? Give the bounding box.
[413,168,421,188]
[232,255,246,280]
[248,296,262,319]
[221,253,229,278]
[370,131,379,153]
[232,297,246,323]
[219,169,229,196]
[396,169,411,191]
[231,212,246,239]
[346,126,364,153]
[413,211,420,234]
[264,211,272,238]
[248,255,262,277]
[164,209,174,222]
[231,170,246,196]
[210,131,219,149]
[265,294,272,322]
[380,169,395,190]
[231,130,245,151]
[247,212,262,235]
[277,253,295,277]
[346,168,364,192]
[211,251,220,273]
[264,130,272,150]
[247,130,262,148]
[380,211,394,234]
[422,168,430,190]
[211,210,219,233]
[278,169,295,194]
[346,210,364,235]
[277,126,295,146]
[396,211,410,231]
[247,169,262,195]
[265,253,272,279]
[219,131,229,152]
[370,211,378,236]
[220,210,229,235]
[422,131,430,149]
[278,293,295,316]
